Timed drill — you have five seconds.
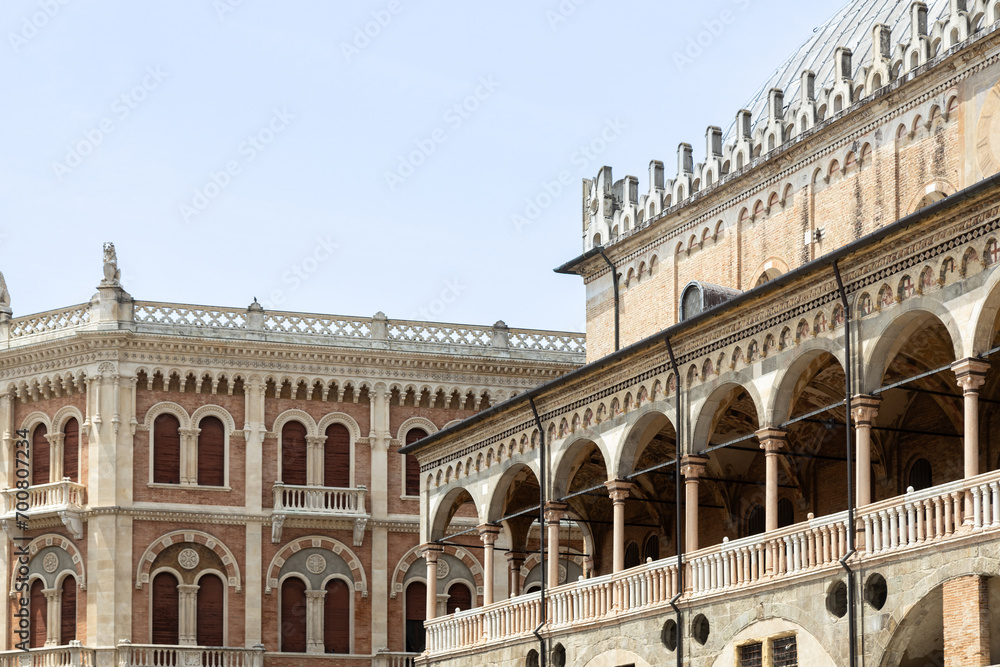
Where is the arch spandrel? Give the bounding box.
[428,484,482,543]
[969,264,1000,355]
[765,339,847,426]
[550,433,613,499]
[613,407,677,479]
[690,381,765,454]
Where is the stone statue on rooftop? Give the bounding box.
[102,242,121,286]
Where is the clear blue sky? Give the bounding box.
[1,0,845,332]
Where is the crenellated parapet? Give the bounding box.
[581,0,999,252]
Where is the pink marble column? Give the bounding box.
[422,544,443,620]
[478,524,501,605]
[544,502,568,586]
[680,456,709,553]
[851,396,881,507]
[505,551,526,597]
[604,481,634,573]
[756,428,788,532]
[953,358,989,521]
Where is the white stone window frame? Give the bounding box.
[190,406,236,490]
[397,418,438,500]
[144,402,235,491]
[319,572,355,655]
[19,412,52,485]
[50,406,85,484]
[193,568,230,647]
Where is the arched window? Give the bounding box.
[643,535,659,563]
[197,417,226,487]
[447,582,473,614]
[280,578,308,652]
[60,575,77,645]
[745,504,765,537]
[778,498,795,528]
[624,542,641,569]
[404,429,427,496]
[153,414,181,484]
[196,574,224,647]
[281,422,308,486]
[325,424,351,488]
[63,418,79,483]
[29,579,46,648]
[404,582,426,653]
[324,578,351,654]
[151,572,179,645]
[908,458,933,491]
[32,424,49,486]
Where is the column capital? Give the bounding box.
[305,435,327,446]
[505,550,526,566]
[304,590,327,600]
[176,584,200,594]
[680,454,709,478]
[604,480,633,502]
[952,358,989,392]
[851,394,882,424]
[421,543,444,562]
[544,501,569,523]
[755,427,788,453]
[477,524,501,544]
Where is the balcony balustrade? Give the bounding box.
[424,468,1000,657]
[2,480,86,517]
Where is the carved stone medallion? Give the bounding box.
[178,548,200,570]
[305,554,327,574]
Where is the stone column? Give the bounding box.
[478,525,501,605]
[369,383,391,653]
[851,396,881,507]
[680,456,709,553]
[505,551,525,597]
[244,375,266,646]
[604,480,633,573]
[46,434,65,483]
[942,575,990,666]
[953,358,989,520]
[177,584,200,645]
[544,502,568,586]
[178,427,199,485]
[305,436,326,486]
[305,590,327,654]
[756,428,787,532]
[43,588,61,646]
[422,544,443,620]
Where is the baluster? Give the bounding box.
[973,486,984,529]
[982,484,992,528]
[991,482,1000,528]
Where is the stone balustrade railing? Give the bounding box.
[271,483,367,515]
[0,645,95,667]
[425,468,1000,657]
[372,652,418,667]
[2,480,86,516]
[1,299,585,359]
[117,644,264,667]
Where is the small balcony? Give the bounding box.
[117,643,264,667]
[1,480,87,539]
[270,483,369,545]
[0,644,97,667]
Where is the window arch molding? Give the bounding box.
[397,418,438,498]
[50,406,85,434]
[142,402,192,431]
[389,544,484,599]
[11,535,87,594]
[19,411,52,435]
[191,406,237,488]
[265,535,368,597]
[135,530,242,592]
[270,409,318,438]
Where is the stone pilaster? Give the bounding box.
[305,590,327,654]
[370,383,390,651]
[244,375,266,645]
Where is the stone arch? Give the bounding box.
[749,257,789,287]
[550,434,613,499]
[710,615,835,666]
[429,484,482,542]
[270,409,318,437]
[10,534,87,593]
[317,412,363,441]
[766,337,847,425]
[691,382,765,453]
[861,304,965,393]
[615,408,677,479]
[141,402,191,431]
[396,417,437,444]
[50,406,85,433]
[389,544,484,599]
[580,649,653,667]
[265,535,368,597]
[969,263,1000,355]
[906,180,956,215]
[487,461,541,523]
[19,411,51,434]
[189,404,238,432]
[135,529,241,592]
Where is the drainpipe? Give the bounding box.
[664,338,683,667]
[529,397,548,667]
[833,262,857,667]
[598,248,620,352]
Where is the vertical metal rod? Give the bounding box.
[529,397,547,667]
[833,262,858,667]
[665,338,683,667]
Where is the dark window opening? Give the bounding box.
[32,424,49,486]
[642,535,659,563]
[325,423,351,488]
[908,458,932,491]
[281,422,308,486]
[63,418,79,483]
[739,642,763,667]
[745,504,765,537]
[405,582,426,653]
[197,416,225,487]
[280,578,308,652]
[624,542,641,569]
[777,498,794,528]
[404,429,427,496]
[153,414,181,484]
[772,635,798,666]
[151,572,179,645]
